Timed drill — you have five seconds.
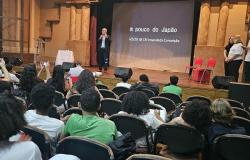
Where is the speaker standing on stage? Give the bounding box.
[224,36,234,76]
[244,32,250,83]
[97,28,111,72]
[226,36,244,82]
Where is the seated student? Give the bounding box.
[68,62,84,77]
[24,83,64,143]
[208,98,246,143]
[6,63,20,83]
[168,99,212,135]
[0,94,42,160]
[130,74,160,95]
[62,87,117,144]
[116,75,131,89]
[119,91,164,147]
[162,75,182,97]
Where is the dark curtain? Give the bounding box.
[90,5,98,66]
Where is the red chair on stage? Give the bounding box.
[192,57,217,84]
[185,57,203,78]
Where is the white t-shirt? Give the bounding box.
[245,40,250,62]
[228,43,244,60]
[50,154,80,160]
[24,110,64,142]
[0,141,42,160]
[116,82,131,89]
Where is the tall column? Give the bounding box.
[197,0,211,45]
[215,1,229,46]
[81,5,90,41]
[70,5,76,40]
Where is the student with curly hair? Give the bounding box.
[0,94,41,160]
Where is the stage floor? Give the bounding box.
[86,66,214,90]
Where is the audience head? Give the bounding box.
[76,69,96,93]
[210,98,235,124]
[80,87,101,113]
[20,64,37,92]
[121,75,129,83]
[170,75,179,85]
[182,99,212,130]
[52,65,64,80]
[5,63,13,72]
[0,81,12,94]
[0,94,26,140]
[121,91,149,115]
[30,83,55,113]
[139,74,149,83]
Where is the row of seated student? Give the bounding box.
[0,59,247,159]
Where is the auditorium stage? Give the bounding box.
[86,66,215,90]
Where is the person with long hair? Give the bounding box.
[0,94,42,159]
[226,35,244,81]
[224,36,234,76]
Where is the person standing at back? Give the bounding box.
[162,75,182,97]
[97,28,111,72]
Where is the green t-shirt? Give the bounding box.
[162,85,182,97]
[64,114,117,144]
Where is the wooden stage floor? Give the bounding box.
[86,66,214,90]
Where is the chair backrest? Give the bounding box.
[67,94,81,108]
[126,154,172,160]
[96,84,109,90]
[159,93,182,105]
[207,57,216,68]
[194,57,203,67]
[119,93,127,101]
[186,95,211,105]
[150,97,176,112]
[99,89,118,99]
[232,116,250,135]
[227,99,245,109]
[57,136,114,160]
[54,91,65,107]
[213,134,250,160]
[112,86,130,96]
[63,107,83,117]
[22,126,51,159]
[100,98,122,116]
[141,89,155,98]
[109,114,151,152]
[154,124,205,154]
[149,103,163,110]
[232,107,250,120]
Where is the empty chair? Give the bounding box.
[63,108,83,117]
[109,114,152,152]
[100,98,122,116]
[141,89,155,98]
[232,107,250,120]
[232,116,250,135]
[186,95,211,105]
[150,97,176,112]
[154,124,205,159]
[185,57,203,77]
[99,89,118,99]
[199,57,217,83]
[227,99,245,109]
[54,91,66,108]
[22,126,51,159]
[159,93,182,105]
[67,94,81,108]
[213,134,250,160]
[119,93,127,101]
[112,86,130,96]
[57,136,114,160]
[126,154,172,160]
[96,84,109,90]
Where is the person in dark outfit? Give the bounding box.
[224,36,234,76]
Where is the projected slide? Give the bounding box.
[110,0,194,72]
